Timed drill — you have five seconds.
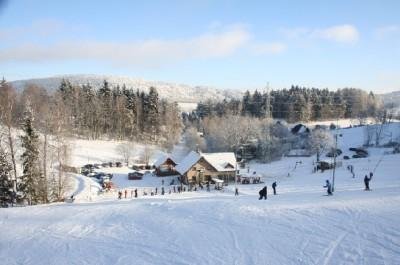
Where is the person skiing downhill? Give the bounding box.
[259,186,267,200]
[272,181,277,195]
[323,180,332,195]
[364,174,372,190]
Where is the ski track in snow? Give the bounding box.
[1,123,400,264]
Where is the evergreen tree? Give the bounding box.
[146,87,160,141]
[19,103,42,205]
[0,147,13,206]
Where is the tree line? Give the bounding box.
[191,86,382,123]
[58,79,182,146]
[0,78,182,206]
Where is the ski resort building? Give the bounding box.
[175,151,237,184]
[154,155,178,176]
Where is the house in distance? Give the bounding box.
[175,151,237,184]
[154,155,179,176]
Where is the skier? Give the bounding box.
[323,180,332,195]
[259,186,267,200]
[134,189,138,198]
[118,191,122,199]
[364,174,372,190]
[272,181,277,195]
[161,187,165,195]
[70,194,75,202]
[124,190,127,199]
[162,179,164,186]
[155,187,158,195]
[235,187,239,196]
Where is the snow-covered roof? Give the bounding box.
[175,151,201,175]
[201,152,236,172]
[175,151,237,175]
[153,154,178,167]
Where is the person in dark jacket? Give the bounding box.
[259,186,267,200]
[134,189,138,198]
[364,174,372,190]
[272,182,277,195]
[323,180,332,195]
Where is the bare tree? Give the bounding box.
[116,142,135,166]
[142,144,154,166]
[183,126,206,151]
[48,94,72,201]
[0,80,18,192]
[309,128,334,161]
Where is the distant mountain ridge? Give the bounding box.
[10,74,243,103]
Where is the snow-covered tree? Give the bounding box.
[19,102,43,205]
[183,127,206,152]
[308,129,334,161]
[0,147,13,206]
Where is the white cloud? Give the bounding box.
[280,24,360,44]
[0,19,64,39]
[250,42,287,55]
[374,25,399,39]
[313,24,359,43]
[0,25,251,66]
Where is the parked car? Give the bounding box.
[93,163,102,169]
[349,147,368,155]
[101,162,109,168]
[81,169,90,176]
[128,172,144,180]
[115,162,122,167]
[326,148,342,157]
[316,161,334,171]
[343,155,350,160]
[352,153,368,158]
[108,162,114,167]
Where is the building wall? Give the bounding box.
[185,158,235,183]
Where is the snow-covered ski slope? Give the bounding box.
[1,123,400,265]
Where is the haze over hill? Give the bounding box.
[9,74,243,103]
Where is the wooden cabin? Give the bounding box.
[175,151,237,184]
[154,155,178,176]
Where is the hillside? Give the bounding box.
[1,123,399,264]
[10,74,242,103]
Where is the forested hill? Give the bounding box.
[194,86,383,123]
[9,74,241,103]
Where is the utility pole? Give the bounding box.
[332,133,338,192]
[332,117,340,192]
[265,82,271,162]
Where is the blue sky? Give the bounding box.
[0,0,399,93]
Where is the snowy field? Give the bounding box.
[1,123,400,265]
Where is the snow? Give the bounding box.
[153,154,178,167]
[10,74,242,103]
[201,152,237,171]
[1,122,400,264]
[175,150,201,175]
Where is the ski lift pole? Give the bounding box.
[332,116,340,193]
[332,133,337,192]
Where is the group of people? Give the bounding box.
[258,181,278,200]
[117,184,197,199]
[323,171,374,195]
[118,189,138,199]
